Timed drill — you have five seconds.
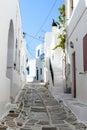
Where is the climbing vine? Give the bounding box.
[53,4,66,52]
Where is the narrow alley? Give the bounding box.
[0,83,86,130]
[1,0,87,129]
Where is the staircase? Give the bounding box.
[50,49,65,95]
[52,62,64,95]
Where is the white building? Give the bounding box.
[36,44,45,82]
[66,0,87,102]
[20,38,27,85]
[65,0,87,121]
[44,21,64,93]
[26,44,45,83]
[0,0,26,116]
[26,59,36,82]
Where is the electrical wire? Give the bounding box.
[27,44,36,59]
[25,0,57,62]
[24,32,43,42]
[27,43,45,67]
[28,46,36,52]
[30,0,57,43]
[27,51,44,68]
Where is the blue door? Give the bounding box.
[36,69,39,80]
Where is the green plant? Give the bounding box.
[53,4,66,52]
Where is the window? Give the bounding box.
[37,49,40,57]
[83,34,87,71]
[27,66,30,75]
[40,53,45,60]
[40,68,42,75]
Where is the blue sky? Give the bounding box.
[20,0,65,59]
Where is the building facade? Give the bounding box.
[66,0,87,102]
[0,0,26,116]
[26,59,36,82]
[36,44,45,82]
[26,44,45,83]
[44,21,64,93]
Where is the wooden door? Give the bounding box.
[72,52,76,98]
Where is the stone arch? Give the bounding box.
[6,20,14,97]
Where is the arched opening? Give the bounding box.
[6,20,14,97]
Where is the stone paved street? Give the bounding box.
[0,83,87,130]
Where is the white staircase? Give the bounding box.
[51,61,64,94]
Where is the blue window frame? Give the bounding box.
[40,53,45,60]
[37,49,40,57]
[27,66,30,75]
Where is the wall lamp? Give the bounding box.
[70,41,74,48]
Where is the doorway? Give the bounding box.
[72,52,76,98]
[36,69,39,80]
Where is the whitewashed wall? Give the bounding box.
[19,38,26,87]
[36,44,45,82]
[66,0,79,22]
[26,59,36,82]
[66,0,87,102]
[44,26,64,93]
[44,32,52,84]
[0,0,26,116]
[36,44,44,58]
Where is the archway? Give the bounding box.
[6,20,14,97]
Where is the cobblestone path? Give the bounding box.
[0,83,87,130]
